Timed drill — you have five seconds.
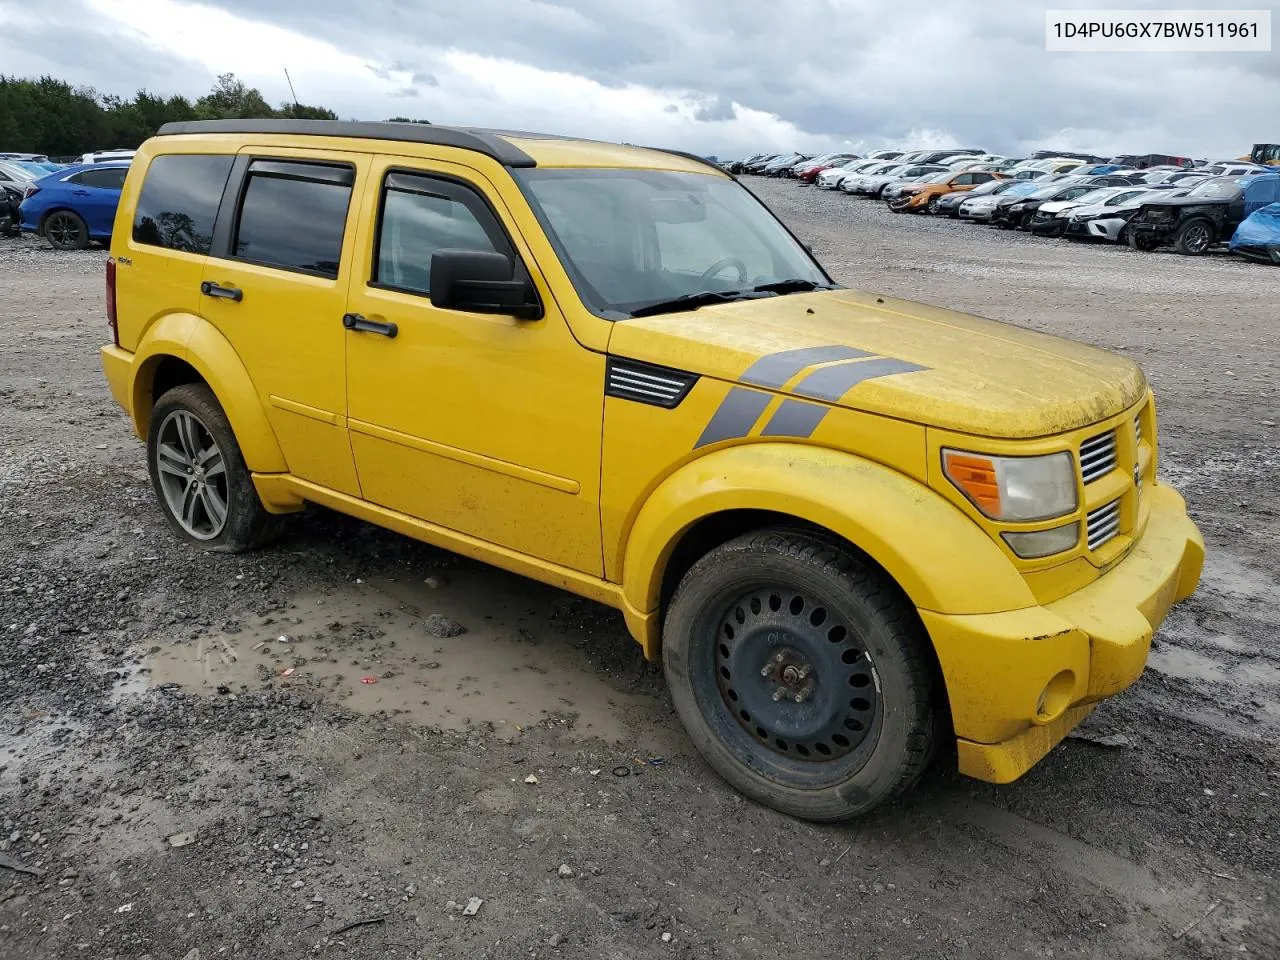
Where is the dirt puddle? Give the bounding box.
[136,567,654,743]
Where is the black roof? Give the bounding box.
[154,119,725,174]
[155,119,539,167]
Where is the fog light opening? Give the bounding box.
[1034,670,1076,724]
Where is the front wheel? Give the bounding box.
[927,197,941,215]
[1128,231,1160,252]
[147,384,281,552]
[663,530,938,821]
[1173,219,1214,255]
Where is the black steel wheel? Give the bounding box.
[713,586,880,762]
[44,211,89,250]
[663,529,938,821]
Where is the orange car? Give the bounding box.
[891,170,1008,214]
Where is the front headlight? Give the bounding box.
[942,450,1078,521]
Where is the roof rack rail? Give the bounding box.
[154,119,538,168]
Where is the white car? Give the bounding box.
[80,149,135,164]
[848,164,947,197]
[839,161,910,194]
[817,159,887,189]
[1068,186,1196,242]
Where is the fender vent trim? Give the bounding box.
[606,357,698,409]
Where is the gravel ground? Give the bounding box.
[1,181,1277,960]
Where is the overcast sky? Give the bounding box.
[1,0,1275,159]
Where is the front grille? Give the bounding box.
[1079,430,1118,484]
[1087,500,1121,550]
[1134,414,1143,445]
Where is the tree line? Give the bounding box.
[0,73,353,157]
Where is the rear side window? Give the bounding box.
[133,154,234,254]
[75,167,128,190]
[233,160,353,278]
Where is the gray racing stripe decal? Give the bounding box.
[739,345,873,388]
[760,399,828,439]
[792,357,926,403]
[694,387,772,448]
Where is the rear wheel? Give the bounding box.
[663,529,937,821]
[1173,219,1214,255]
[147,384,281,552]
[927,197,941,214]
[44,211,89,250]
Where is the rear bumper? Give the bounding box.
[101,343,135,421]
[922,483,1203,784]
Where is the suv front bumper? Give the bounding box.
[921,482,1203,783]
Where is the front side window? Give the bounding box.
[233,160,353,278]
[133,154,234,254]
[518,168,829,318]
[373,172,509,294]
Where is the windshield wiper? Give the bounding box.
[752,278,835,294]
[629,290,761,318]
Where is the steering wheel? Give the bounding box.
[698,257,749,289]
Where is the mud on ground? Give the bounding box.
[1,180,1277,959]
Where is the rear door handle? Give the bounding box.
[342,313,398,338]
[200,281,243,302]
[72,189,91,196]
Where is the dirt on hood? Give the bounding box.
[609,288,1148,438]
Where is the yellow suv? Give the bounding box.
[100,120,1203,821]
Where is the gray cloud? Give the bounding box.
[1,0,1275,158]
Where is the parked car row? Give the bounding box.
[724,149,1279,260]
[0,153,132,248]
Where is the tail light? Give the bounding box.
[23,184,40,201]
[105,258,119,347]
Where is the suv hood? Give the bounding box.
[608,289,1145,439]
[1139,195,1230,209]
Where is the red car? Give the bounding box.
[796,153,861,183]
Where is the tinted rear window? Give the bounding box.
[76,167,128,190]
[133,154,233,254]
[232,161,353,278]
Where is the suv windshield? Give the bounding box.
[1187,178,1245,200]
[518,168,830,318]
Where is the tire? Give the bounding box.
[662,529,937,821]
[998,218,1016,231]
[1128,231,1159,252]
[147,383,282,553]
[44,210,89,250]
[1019,212,1035,231]
[1173,218,1214,256]
[1116,225,1129,245]
[927,197,941,215]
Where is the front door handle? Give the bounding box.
[200,281,243,302]
[342,313,398,338]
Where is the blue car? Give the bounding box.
[19,161,130,249]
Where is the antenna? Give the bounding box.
[283,67,300,111]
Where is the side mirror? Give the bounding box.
[429,249,543,321]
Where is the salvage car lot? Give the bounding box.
[1,179,1278,958]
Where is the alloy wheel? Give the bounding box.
[153,409,229,540]
[46,213,82,248]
